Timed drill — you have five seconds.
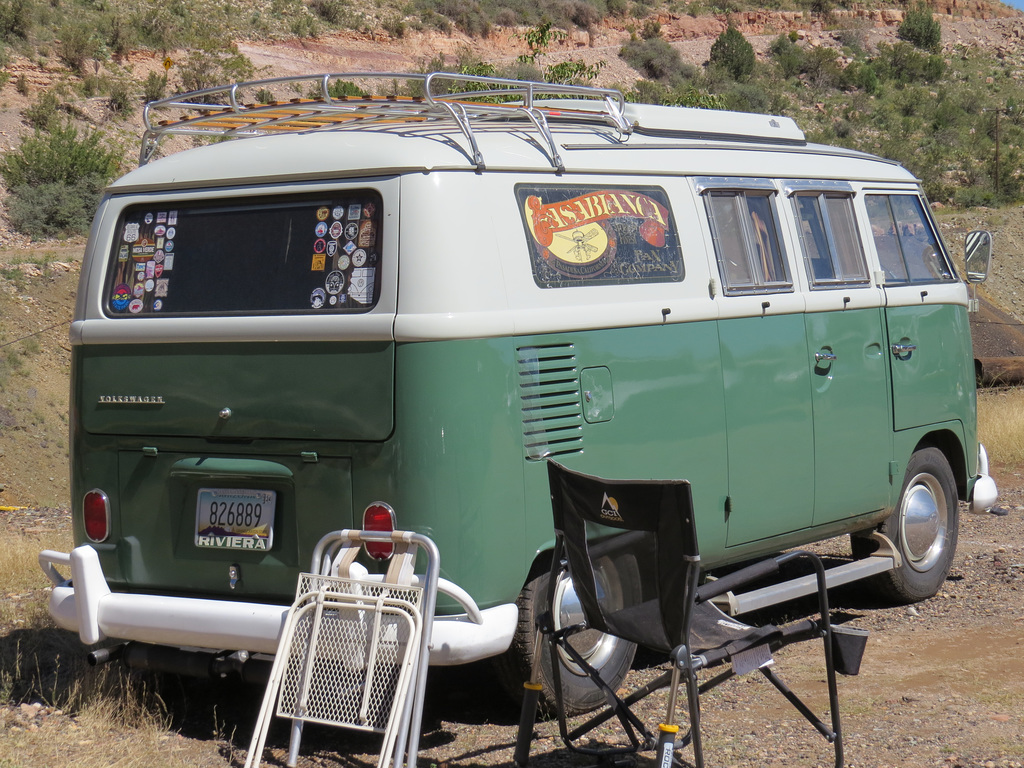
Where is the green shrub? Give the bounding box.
[872,42,944,84]
[143,71,167,103]
[6,177,103,237]
[177,43,256,95]
[620,37,687,82]
[57,21,102,73]
[707,25,755,81]
[802,46,843,88]
[108,80,134,115]
[898,3,941,54]
[545,58,604,85]
[23,90,63,130]
[0,0,32,42]
[769,33,804,79]
[1,123,121,238]
[309,0,351,26]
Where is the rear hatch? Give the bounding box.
[74,183,397,602]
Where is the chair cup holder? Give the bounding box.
[830,625,869,676]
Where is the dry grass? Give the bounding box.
[0,523,234,767]
[978,387,1024,468]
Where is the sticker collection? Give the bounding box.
[108,197,381,315]
[308,201,379,310]
[108,210,176,314]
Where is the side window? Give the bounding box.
[515,185,684,288]
[793,193,869,287]
[865,194,954,284]
[705,190,791,294]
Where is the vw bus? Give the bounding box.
[40,72,997,712]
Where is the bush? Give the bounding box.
[769,33,804,79]
[1,123,121,238]
[0,0,31,42]
[898,3,941,54]
[309,0,351,26]
[23,90,63,130]
[143,71,167,103]
[177,43,256,95]
[872,42,944,84]
[57,21,102,73]
[707,25,755,81]
[620,37,687,82]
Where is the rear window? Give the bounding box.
[105,192,384,316]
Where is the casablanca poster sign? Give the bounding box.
[516,185,684,288]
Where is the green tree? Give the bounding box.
[898,3,941,54]
[707,26,755,81]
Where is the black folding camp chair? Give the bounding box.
[514,461,868,768]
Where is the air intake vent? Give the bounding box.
[517,344,583,461]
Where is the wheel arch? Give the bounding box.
[913,428,968,502]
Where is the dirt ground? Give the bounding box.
[0,483,1021,768]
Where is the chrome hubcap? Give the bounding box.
[900,472,948,573]
[551,572,622,677]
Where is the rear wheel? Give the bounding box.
[856,447,959,603]
[494,559,638,716]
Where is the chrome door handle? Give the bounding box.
[815,351,837,363]
[890,343,917,357]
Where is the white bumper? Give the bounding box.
[970,443,999,514]
[40,546,518,666]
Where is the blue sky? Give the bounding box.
[1001,0,1024,11]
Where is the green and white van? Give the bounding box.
[40,73,997,711]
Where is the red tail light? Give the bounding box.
[83,490,110,542]
[362,502,396,560]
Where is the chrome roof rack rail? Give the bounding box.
[139,71,633,167]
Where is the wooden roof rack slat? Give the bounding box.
[139,71,633,167]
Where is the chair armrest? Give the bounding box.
[696,557,781,603]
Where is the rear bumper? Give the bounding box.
[40,546,518,666]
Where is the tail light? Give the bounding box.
[83,489,110,543]
[362,502,396,560]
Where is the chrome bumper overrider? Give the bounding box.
[970,443,998,514]
[39,546,518,666]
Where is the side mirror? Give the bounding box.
[964,230,992,283]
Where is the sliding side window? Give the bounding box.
[701,182,792,295]
[791,190,869,287]
[864,194,954,284]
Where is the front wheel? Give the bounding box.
[857,447,959,604]
[494,562,638,716]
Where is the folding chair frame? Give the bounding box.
[245,529,439,768]
[514,461,861,768]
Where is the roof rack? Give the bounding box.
[140,72,633,169]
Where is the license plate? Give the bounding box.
[195,488,276,551]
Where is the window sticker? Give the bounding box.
[516,185,684,288]
[106,191,384,316]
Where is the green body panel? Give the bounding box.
[517,323,730,565]
[70,305,977,612]
[114,450,351,596]
[79,341,394,441]
[885,304,974,434]
[374,338,527,611]
[719,314,815,545]
[806,307,892,523]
